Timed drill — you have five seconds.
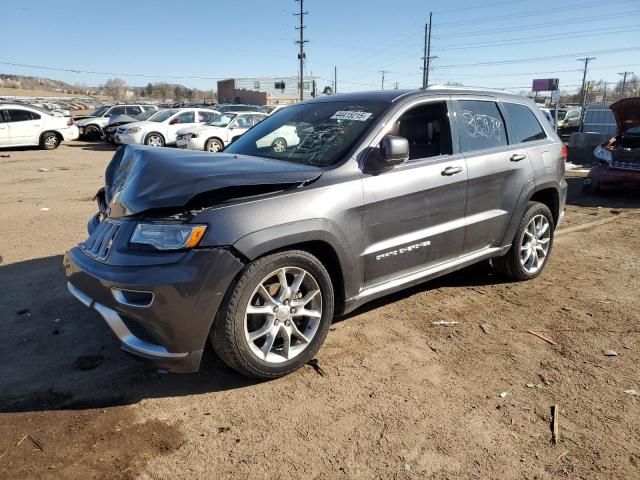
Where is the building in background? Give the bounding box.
[217,76,316,105]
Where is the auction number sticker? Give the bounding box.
[331,111,372,121]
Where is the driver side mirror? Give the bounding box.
[365,135,409,174]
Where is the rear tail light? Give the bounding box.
[561,144,568,162]
[67,117,75,126]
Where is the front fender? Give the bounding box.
[232,218,360,305]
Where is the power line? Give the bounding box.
[433,11,638,39]
[435,0,635,28]
[436,47,640,69]
[434,0,528,15]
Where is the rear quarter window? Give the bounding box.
[456,100,507,152]
[503,103,547,144]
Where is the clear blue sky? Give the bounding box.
[1,0,638,94]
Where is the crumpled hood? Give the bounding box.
[610,97,640,134]
[103,145,322,217]
[107,114,138,126]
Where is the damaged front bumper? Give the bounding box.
[63,245,245,372]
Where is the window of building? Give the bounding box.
[502,102,547,144]
[299,81,310,90]
[254,81,260,90]
[456,100,507,152]
[274,81,286,90]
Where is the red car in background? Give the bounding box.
[584,97,640,193]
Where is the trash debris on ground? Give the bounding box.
[16,308,31,316]
[499,391,508,398]
[480,323,491,334]
[432,320,459,327]
[0,154,10,158]
[307,358,326,377]
[37,168,51,172]
[218,427,230,433]
[73,355,104,371]
[551,405,559,445]
[603,350,619,357]
[404,464,411,472]
[539,372,551,385]
[623,389,638,396]
[16,434,43,451]
[610,210,621,215]
[527,330,558,346]
[39,207,50,211]
[558,450,570,460]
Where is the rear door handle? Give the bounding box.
[510,153,526,162]
[441,166,463,176]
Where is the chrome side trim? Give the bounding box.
[67,281,94,307]
[356,246,507,300]
[66,281,188,359]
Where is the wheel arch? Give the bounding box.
[145,131,165,143]
[205,136,225,150]
[528,186,560,226]
[39,130,63,145]
[232,224,355,315]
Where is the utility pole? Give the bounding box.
[618,71,633,98]
[421,13,436,88]
[334,65,337,94]
[379,70,388,90]
[578,57,595,132]
[425,12,433,88]
[422,22,428,88]
[294,0,308,102]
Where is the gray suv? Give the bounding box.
[64,88,567,379]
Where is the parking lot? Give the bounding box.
[1,141,639,479]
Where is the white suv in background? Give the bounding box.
[114,108,219,147]
[176,112,268,152]
[0,103,79,149]
[77,104,159,139]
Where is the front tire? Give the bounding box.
[145,133,165,147]
[40,132,60,150]
[205,138,223,152]
[210,250,334,379]
[492,202,554,281]
[83,125,101,140]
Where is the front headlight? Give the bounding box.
[126,127,141,134]
[594,144,612,164]
[130,223,207,250]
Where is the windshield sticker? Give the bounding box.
[331,111,372,122]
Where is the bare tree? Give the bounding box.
[154,82,173,101]
[104,78,126,101]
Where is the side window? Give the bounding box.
[7,109,35,122]
[126,106,142,116]
[503,103,546,144]
[390,101,453,160]
[251,114,267,126]
[456,100,507,152]
[198,111,215,122]
[30,111,41,120]
[109,106,127,116]
[231,116,252,129]
[173,111,195,123]
[0,110,7,122]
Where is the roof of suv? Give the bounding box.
[304,86,530,104]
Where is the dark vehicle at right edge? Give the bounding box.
[64,87,567,379]
[584,97,640,193]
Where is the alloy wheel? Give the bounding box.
[44,135,58,149]
[244,267,322,364]
[147,135,163,147]
[520,214,551,274]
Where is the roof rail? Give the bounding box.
[424,84,510,93]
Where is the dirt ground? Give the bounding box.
[1,141,639,480]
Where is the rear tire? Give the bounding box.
[83,124,101,140]
[40,132,60,150]
[210,250,334,379]
[492,202,554,281]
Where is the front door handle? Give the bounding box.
[510,153,526,162]
[441,166,463,176]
